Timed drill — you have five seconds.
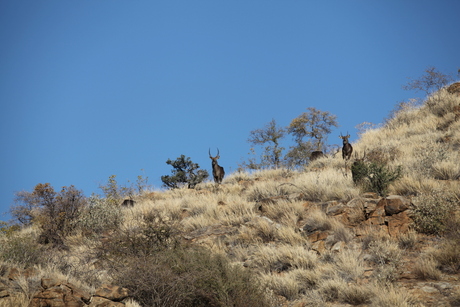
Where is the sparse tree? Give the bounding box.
[161,155,209,189]
[247,119,286,169]
[286,107,338,166]
[403,66,454,96]
[12,183,86,246]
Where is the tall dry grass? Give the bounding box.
[1,86,460,306]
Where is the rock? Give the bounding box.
[307,231,328,243]
[94,285,129,302]
[30,278,92,307]
[326,203,345,216]
[421,286,439,293]
[331,241,345,253]
[311,240,326,254]
[41,277,62,289]
[383,195,410,216]
[362,192,379,199]
[386,211,411,237]
[30,286,72,307]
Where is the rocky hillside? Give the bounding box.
[1,84,459,307]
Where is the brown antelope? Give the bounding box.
[339,133,353,160]
[310,150,325,161]
[209,148,225,184]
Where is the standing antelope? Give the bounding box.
[209,148,225,184]
[339,133,353,160]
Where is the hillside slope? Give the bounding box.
[1,84,460,307]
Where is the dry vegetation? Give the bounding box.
[1,86,460,306]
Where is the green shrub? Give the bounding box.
[161,155,209,189]
[352,162,402,196]
[351,160,368,185]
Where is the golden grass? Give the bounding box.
[2,87,460,306]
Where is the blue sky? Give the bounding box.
[1,1,459,222]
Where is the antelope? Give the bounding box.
[339,133,353,160]
[310,151,325,161]
[209,148,225,184]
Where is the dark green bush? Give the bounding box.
[351,162,402,196]
[161,155,209,189]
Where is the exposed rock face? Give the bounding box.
[27,278,129,307]
[94,285,129,302]
[301,194,414,255]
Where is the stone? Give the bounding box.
[311,240,326,254]
[30,279,91,307]
[41,277,62,289]
[386,211,412,237]
[94,285,129,302]
[384,195,410,216]
[362,192,379,199]
[326,203,345,216]
[331,241,345,253]
[29,287,67,307]
[307,231,328,243]
[421,286,439,293]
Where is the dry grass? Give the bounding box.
[2,87,460,306]
[370,284,413,307]
[413,256,442,280]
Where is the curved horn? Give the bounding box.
[209,148,211,157]
[217,148,220,157]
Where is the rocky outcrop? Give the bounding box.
[0,269,130,307]
[301,195,413,255]
[28,279,129,307]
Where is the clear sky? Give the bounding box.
[1,1,459,221]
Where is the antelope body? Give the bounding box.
[310,151,325,161]
[209,148,225,184]
[339,134,353,160]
